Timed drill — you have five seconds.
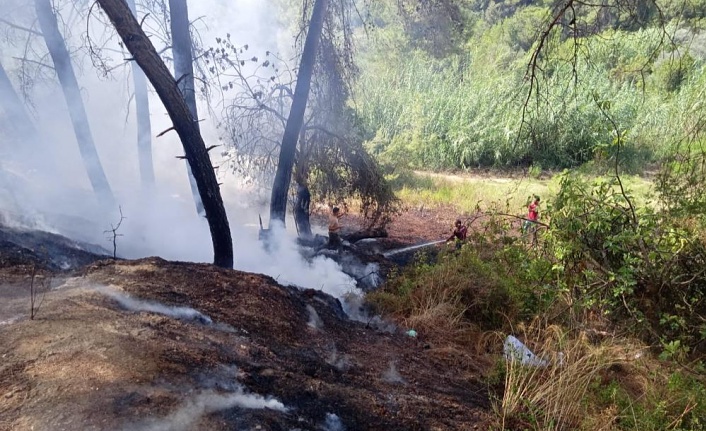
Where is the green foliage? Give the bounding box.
[368,224,555,333]
[654,54,697,92]
[591,366,706,431]
[378,171,706,429]
[547,172,706,351]
[503,6,550,52]
[355,3,706,172]
[658,144,706,221]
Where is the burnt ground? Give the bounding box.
[0,208,491,431]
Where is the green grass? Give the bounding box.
[389,170,654,214]
[389,170,554,213]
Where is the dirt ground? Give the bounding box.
[314,204,464,249]
[0,208,492,431]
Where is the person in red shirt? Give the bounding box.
[528,195,540,222]
[523,196,541,244]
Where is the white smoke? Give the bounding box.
[339,293,397,333]
[325,348,353,372]
[97,286,213,325]
[0,315,22,326]
[382,361,406,385]
[127,388,287,431]
[322,413,346,431]
[306,304,323,329]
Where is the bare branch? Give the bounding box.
[156,126,175,137]
[12,56,54,71]
[0,18,43,36]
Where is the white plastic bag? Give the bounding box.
[503,335,549,367]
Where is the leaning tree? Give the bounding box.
[95,0,233,268]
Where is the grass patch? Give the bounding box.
[492,323,706,431]
[389,170,554,214]
[389,170,654,214]
[496,324,636,431]
[367,230,555,338]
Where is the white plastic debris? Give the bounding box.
[503,335,549,367]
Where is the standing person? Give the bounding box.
[523,195,540,246]
[328,206,342,247]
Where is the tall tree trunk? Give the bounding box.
[294,181,312,238]
[168,0,205,217]
[268,0,327,227]
[0,60,42,150]
[34,0,115,207]
[96,0,233,268]
[126,0,155,189]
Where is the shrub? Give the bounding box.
[547,172,706,352]
[367,223,555,338]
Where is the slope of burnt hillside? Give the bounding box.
[0,257,490,431]
[0,223,109,271]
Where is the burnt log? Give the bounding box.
[343,227,389,243]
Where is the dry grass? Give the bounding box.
[495,322,646,431]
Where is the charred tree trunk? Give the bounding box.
[34,0,115,207]
[96,0,233,268]
[169,0,205,217]
[268,0,327,228]
[294,181,312,238]
[0,60,42,150]
[126,0,155,189]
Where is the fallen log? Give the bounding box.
[343,227,388,243]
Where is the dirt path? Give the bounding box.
[414,170,521,184]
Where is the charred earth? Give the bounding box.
[0,223,490,430]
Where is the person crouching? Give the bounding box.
[447,219,468,247]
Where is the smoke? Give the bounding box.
[340,293,397,333]
[0,315,22,326]
[382,361,406,385]
[322,413,346,431]
[97,286,213,325]
[325,347,353,372]
[307,304,323,329]
[0,0,367,302]
[126,388,287,431]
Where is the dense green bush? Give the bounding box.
[548,172,706,353]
